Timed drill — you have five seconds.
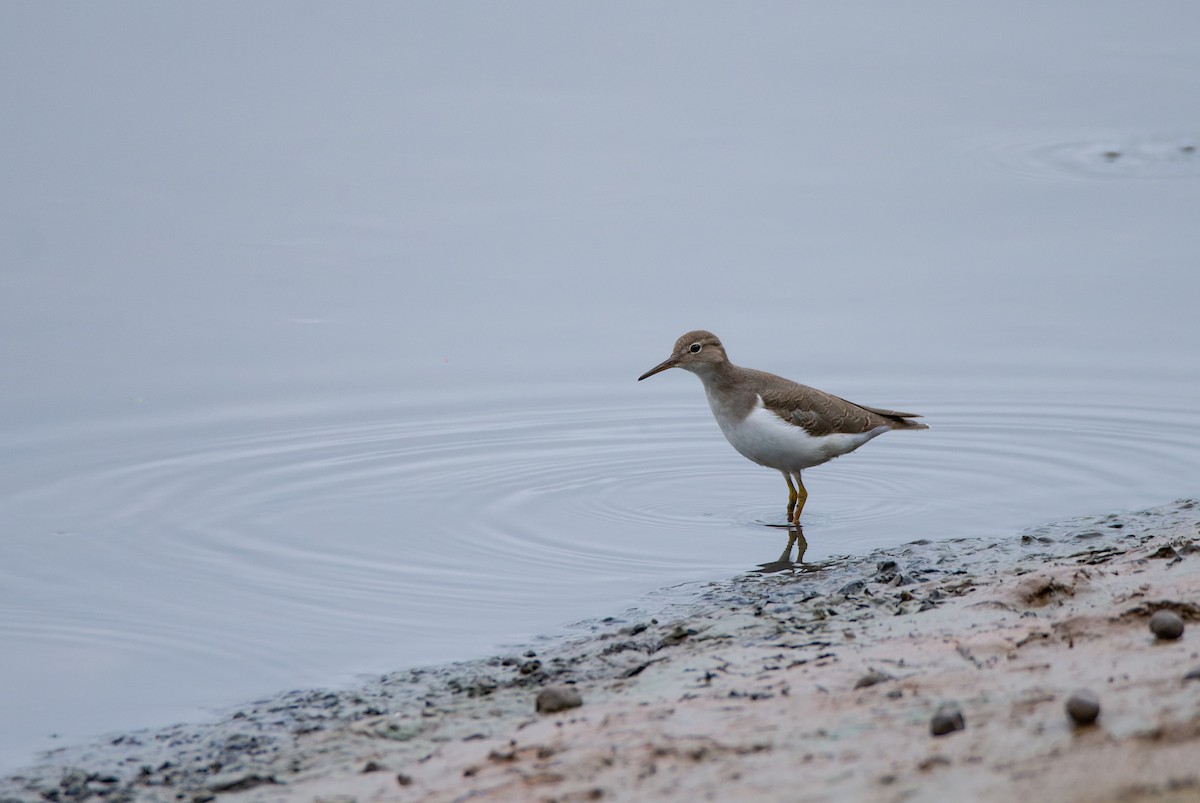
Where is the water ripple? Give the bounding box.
[976,132,1200,182]
[1,387,1198,766]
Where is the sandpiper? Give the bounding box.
[638,330,927,524]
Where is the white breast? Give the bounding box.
[705,392,888,472]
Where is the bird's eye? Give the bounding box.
[689,343,702,354]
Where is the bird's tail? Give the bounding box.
[860,404,929,430]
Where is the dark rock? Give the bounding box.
[657,626,695,649]
[59,769,89,792]
[917,754,952,771]
[930,703,965,737]
[1065,689,1101,725]
[874,561,900,584]
[854,669,894,689]
[1150,610,1185,640]
[620,661,655,679]
[361,761,385,773]
[488,747,517,763]
[837,580,866,597]
[396,773,413,787]
[207,773,278,793]
[536,686,583,714]
[1184,666,1200,682]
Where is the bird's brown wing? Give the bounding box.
[750,369,927,435]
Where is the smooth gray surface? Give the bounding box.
[2,2,1199,769]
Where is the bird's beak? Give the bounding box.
[638,357,677,381]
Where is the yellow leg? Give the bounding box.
[782,472,799,504]
[790,472,808,524]
[782,472,798,522]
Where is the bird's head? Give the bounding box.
[638,330,728,381]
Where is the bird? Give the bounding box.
[638,330,927,524]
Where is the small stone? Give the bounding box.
[854,668,894,689]
[1149,610,1185,640]
[206,773,278,793]
[930,703,965,736]
[536,686,583,714]
[60,769,89,791]
[361,761,384,774]
[396,773,413,787]
[658,625,695,648]
[1065,689,1101,725]
[837,579,866,596]
[1183,666,1200,682]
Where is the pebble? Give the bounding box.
[930,703,965,736]
[853,668,894,689]
[536,686,583,714]
[1149,610,1185,640]
[1065,689,1100,725]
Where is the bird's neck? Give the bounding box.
[693,362,758,424]
[690,359,741,389]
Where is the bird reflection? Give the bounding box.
[753,525,811,574]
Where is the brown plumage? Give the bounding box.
[751,368,927,437]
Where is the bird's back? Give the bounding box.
[738,366,927,437]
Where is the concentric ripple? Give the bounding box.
[1,385,1198,767]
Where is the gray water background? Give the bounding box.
[2,2,1199,769]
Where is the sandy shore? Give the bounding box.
[4,499,1199,803]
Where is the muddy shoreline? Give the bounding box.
[4,499,1199,802]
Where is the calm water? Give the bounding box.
[2,2,1199,770]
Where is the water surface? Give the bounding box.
[2,2,1199,770]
